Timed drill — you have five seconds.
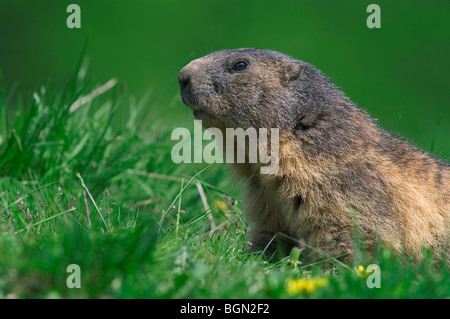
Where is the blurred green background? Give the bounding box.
[0,0,449,159]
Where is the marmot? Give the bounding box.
[178,48,449,263]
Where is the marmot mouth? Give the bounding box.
[180,96,207,117]
[189,105,201,111]
[192,108,208,119]
[182,101,203,114]
[180,95,202,111]
[179,94,212,120]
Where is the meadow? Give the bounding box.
[0,0,449,299]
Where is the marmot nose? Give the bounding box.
[178,70,191,91]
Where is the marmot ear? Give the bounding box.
[284,61,303,83]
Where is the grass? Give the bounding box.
[0,62,448,299]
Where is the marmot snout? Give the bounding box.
[178,48,449,263]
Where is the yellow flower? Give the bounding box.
[214,199,227,211]
[286,277,328,295]
[108,226,117,233]
[354,265,373,278]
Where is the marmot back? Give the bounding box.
[178,48,449,263]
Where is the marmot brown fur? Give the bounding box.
[178,48,449,263]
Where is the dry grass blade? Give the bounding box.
[76,172,108,230]
[126,168,216,230]
[69,78,118,113]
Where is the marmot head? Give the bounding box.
[178,48,328,130]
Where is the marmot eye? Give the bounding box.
[232,61,248,71]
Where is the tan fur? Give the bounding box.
[178,49,450,263]
[242,130,449,261]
